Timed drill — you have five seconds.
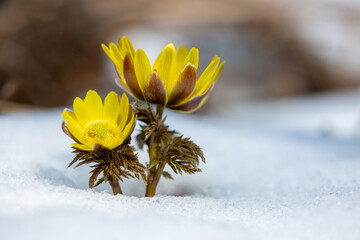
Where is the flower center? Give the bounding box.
[83,121,120,143]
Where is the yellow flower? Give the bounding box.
[62,90,135,151]
[102,36,225,113]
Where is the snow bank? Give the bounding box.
[1,91,360,240]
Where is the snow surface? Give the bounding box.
[1,91,360,240]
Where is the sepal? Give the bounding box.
[69,142,146,189]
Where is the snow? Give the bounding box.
[1,91,360,240]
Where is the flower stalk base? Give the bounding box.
[66,143,146,196]
[108,175,122,195]
[135,104,205,198]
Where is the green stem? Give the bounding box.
[145,161,166,197]
[145,133,157,197]
[108,175,122,195]
[156,104,164,119]
[145,104,165,197]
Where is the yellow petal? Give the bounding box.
[109,42,124,64]
[127,104,133,125]
[121,115,135,140]
[123,54,144,101]
[134,49,151,93]
[108,135,124,150]
[117,93,129,131]
[175,45,189,75]
[184,47,199,69]
[167,63,196,105]
[170,85,213,113]
[73,97,91,128]
[199,60,225,95]
[193,56,220,95]
[153,43,176,93]
[62,110,84,141]
[84,90,103,122]
[117,38,123,50]
[89,139,107,151]
[143,71,167,105]
[124,36,136,57]
[186,92,210,113]
[112,114,134,148]
[102,43,125,80]
[118,36,135,58]
[101,44,118,66]
[62,109,83,131]
[118,38,128,58]
[71,143,92,151]
[102,91,119,123]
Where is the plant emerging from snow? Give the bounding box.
[62,36,224,197]
[61,90,145,194]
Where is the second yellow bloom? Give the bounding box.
[102,36,225,113]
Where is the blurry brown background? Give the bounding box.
[1,0,359,112]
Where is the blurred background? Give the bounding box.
[0,0,360,113]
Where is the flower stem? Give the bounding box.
[156,104,164,119]
[145,104,165,197]
[146,161,166,197]
[108,175,122,195]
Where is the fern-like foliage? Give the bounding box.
[134,104,205,180]
[161,136,205,175]
[69,144,146,188]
